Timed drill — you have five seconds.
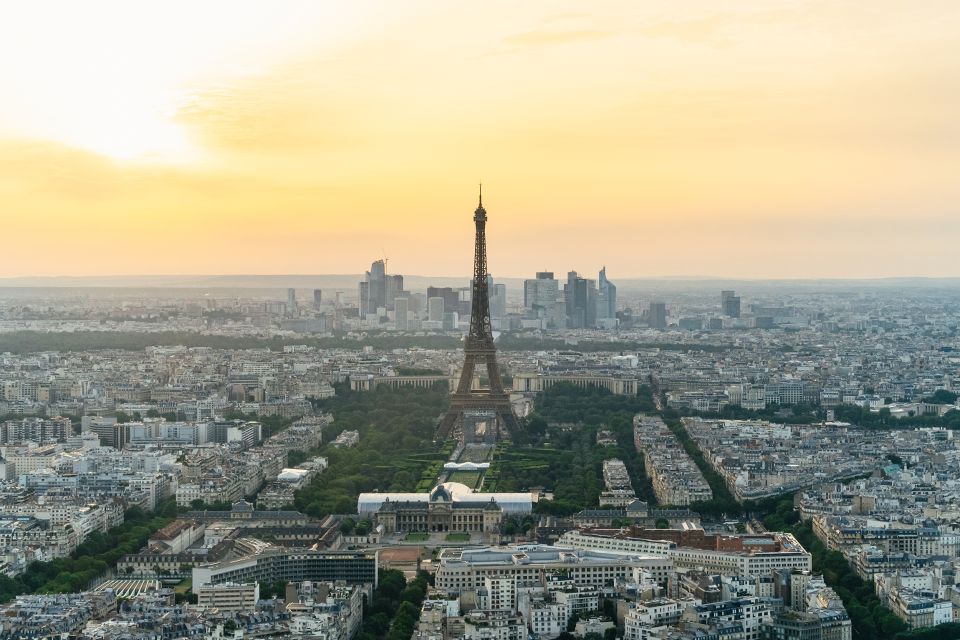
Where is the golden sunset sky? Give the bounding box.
[1,1,957,279]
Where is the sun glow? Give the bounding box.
[0,0,358,162]
[0,1,957,278]
[35,87,196,163]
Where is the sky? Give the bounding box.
[0,0,958,280]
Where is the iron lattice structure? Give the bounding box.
[435,189,519,441]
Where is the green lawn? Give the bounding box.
[445,532,471,542]
[404,532,430,541]
[447,470,482,488]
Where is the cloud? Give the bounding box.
[176,72,360,155]
[638,9,800,47]
[503,29,611,48]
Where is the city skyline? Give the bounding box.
[2,1,959,279]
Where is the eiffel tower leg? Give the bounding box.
[435,410,460,442]
[498,408,519,438]
[456,355,478,395]
[485,355,506,395]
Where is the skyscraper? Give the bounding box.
[366,259,386,312]
[649,302,667,329]
[312,289,322,310]
[490,282,507,321]
[721,290,741,318]
[523,271,562,329]
[358,281,370,316]
[286,288,297,315]
[385,274,405,310]
[359,259,407,314]
[394,297,409,331]
[597,266,617,324]
[427,296,444,323]
[564,271,596,329]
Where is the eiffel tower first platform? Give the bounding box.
[435,189,519,442]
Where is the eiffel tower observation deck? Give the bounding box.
[435,188,519,442]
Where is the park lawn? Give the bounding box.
[447,470,482,489]
[405,532,430,541]
[445,533,471,542]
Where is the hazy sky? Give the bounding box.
[1,0,958,279]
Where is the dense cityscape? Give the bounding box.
[3,2,958,638]
[0,195,958,639]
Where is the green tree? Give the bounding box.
[922,389,958,404]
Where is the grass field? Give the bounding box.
[446,470,482,489]
[404,532,430,541]
[445,532,471,542]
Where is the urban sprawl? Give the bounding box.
[0,261,958,640]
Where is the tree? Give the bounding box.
[258,580,274,599]
[922,389,958,404]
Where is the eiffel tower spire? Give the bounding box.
[435,189,518,442]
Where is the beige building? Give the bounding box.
[196,582,260,612]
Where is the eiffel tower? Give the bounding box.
[435,188,519,441]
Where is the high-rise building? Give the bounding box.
[360,260,407,314]
[428,297,445,323]
[427,287,461,315]
[394,297,409,331]
[564,271,596,329]
[357,281,370,316]
[721,290,741,318]
[490,282,507,321]
[409,292,425,316]
[286,288,297,315]
[457,287,472,315]
[597,266,617,323]
[365,260,387,313]
[649,302,667,329]
[312,289,322,309]
[385,275,405,310]
[523,272,563,329]
[82,416,125,449]
[442,311,459,331]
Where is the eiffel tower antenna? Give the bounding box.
[435,188,518,442]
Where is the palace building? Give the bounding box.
[358,482,533,535]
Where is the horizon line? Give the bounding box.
[2,272,960,285]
